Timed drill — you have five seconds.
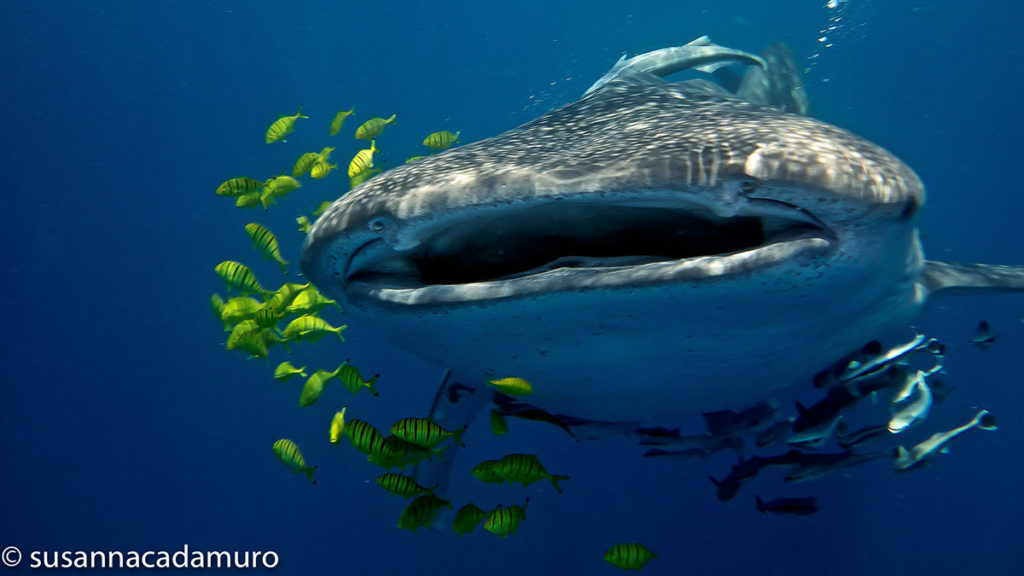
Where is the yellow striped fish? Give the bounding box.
[273,361,307,382]
[227,332,270,359]
[603,543,656,571]
[372,435,435,470]
[487,377,533,396]
[312,147,337,178]
[282,315,346,343]
[354,114,396,140]
[375,473,435,498]
[296,215,311,234]
[471,460,506,484]
[489,409,508,436]
[244,223,289,274]
[329,407,347,444]
[298,368,338,407]
[216,176,262,197]
[219,296,262,328]
[397,494,451,534]
[214,261,269,296]
[483,499,528,538]
[254,304,284,328]
[311,160,337,179]
[347,140,379,178]
[344,418,386,459]
[492,453,569,493]
[226,319,260,342]
[422,130,460,150]
[259,175,301,210]
[336,364,379,396]
[271,438,317,484]
[292,152,320,178]
[390,417,466,448]
[405,155,428,164]
[285,286,340,315]
[329,108,354,136]
[266,282,311,313]
[453,503,487,536]
[235,192,261,209]
[265,106,308,144]
[226,322,281,359]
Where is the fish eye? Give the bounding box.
[368,217,390,232]
[739,180,757,194]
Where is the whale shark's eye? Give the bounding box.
[740,180,757,194]
[368,217,389,232]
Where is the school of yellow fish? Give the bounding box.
[212,105,654,570]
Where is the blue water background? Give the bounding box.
[2,1,1023,574]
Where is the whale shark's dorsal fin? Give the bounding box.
[921,260,1024,298]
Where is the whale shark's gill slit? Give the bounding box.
[389,203,825,286]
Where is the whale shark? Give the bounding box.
[302,38,1024,429]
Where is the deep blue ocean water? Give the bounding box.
[3,1,1023,574]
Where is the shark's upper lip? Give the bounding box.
[342,194,837,306]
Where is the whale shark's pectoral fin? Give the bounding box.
[921,260,1024,298]
[413,370,492,516]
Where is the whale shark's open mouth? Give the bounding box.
[345,196,837,304]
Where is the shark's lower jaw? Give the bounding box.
[344,196,837,307]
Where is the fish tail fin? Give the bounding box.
[305,465,318,485]
[386,114,396,124]
[297,105,309,119]
[755,495,766,514]
[976,410,998,431]
[550,474,570,493]
[451,425,467,448]
[921,260,1024,298]
[454,131,461,142]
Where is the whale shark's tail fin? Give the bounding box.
[921,260,1024,298]
[735,42,809,115]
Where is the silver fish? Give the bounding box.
[894,410,997,472]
